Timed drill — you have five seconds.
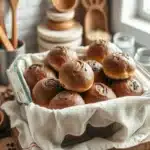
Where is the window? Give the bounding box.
[138,0,150,21]
[111,0,150,48]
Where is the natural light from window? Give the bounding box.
[143,0,150,14]
[112,0,150,48]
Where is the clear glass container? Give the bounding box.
[113,32,135,57]
[134,47,150,72]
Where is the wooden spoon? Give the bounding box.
[82,0,109,33]
[82,0,110,44]
[9,0,19,49]
[0,0,6,33]
[52,0,79,12]
[0,25,14,51]
[85,8,108,34]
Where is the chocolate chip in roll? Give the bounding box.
[103,52,136,80]
[49,91,85,109]
[111,78,144,97]
[45,46,78,71]
[32,78,63,107]
[83,83,116,104]
[86,60,107,83]
[59,60,94,92]
[87,40,111,63]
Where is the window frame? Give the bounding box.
[111,0,150,48]
[138,0,150,21]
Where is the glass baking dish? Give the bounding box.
[6,44,150,104]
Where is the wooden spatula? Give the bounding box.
[9,0,19,49]
[0,0,6,33]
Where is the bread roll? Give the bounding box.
[24,64,56,90]
[59,60,94,92]
[83,83,116,104]
[87,40,111,63]
[103,52,136,80]
[111,78,144,97]
[32,78,63,107]
[45,46,78,71]
[86,60,107,83]
[49,91,85,109]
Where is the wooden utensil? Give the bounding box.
[0,0,6,33]
[0,25,14,51]
[52,0,79,12]
[82,0,110,45]
[9,0,19,49]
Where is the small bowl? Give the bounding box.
[51,0,79,12]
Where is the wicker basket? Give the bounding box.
[7,45,150,150]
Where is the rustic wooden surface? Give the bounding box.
[0,85,22,149]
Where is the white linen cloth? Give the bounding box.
[2,96,150,150]
[5,44,150,149]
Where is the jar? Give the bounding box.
[134,47,150,72]
[0,40,25,85]
[113,32,135,57]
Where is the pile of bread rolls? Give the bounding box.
[24,40,144,109]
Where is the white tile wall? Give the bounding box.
[4,0,49,53]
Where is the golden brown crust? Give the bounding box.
[49,91,85,109]
[59,60,94,92]
[44,65,57,79]
[32,78,63,106]
[24,64,56,90]
[103,52,136,80]
[87,40,111,63]
[83,83,116,104]
[111,78,144,97]
[45,46,78,71]
[24,64,46,90]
